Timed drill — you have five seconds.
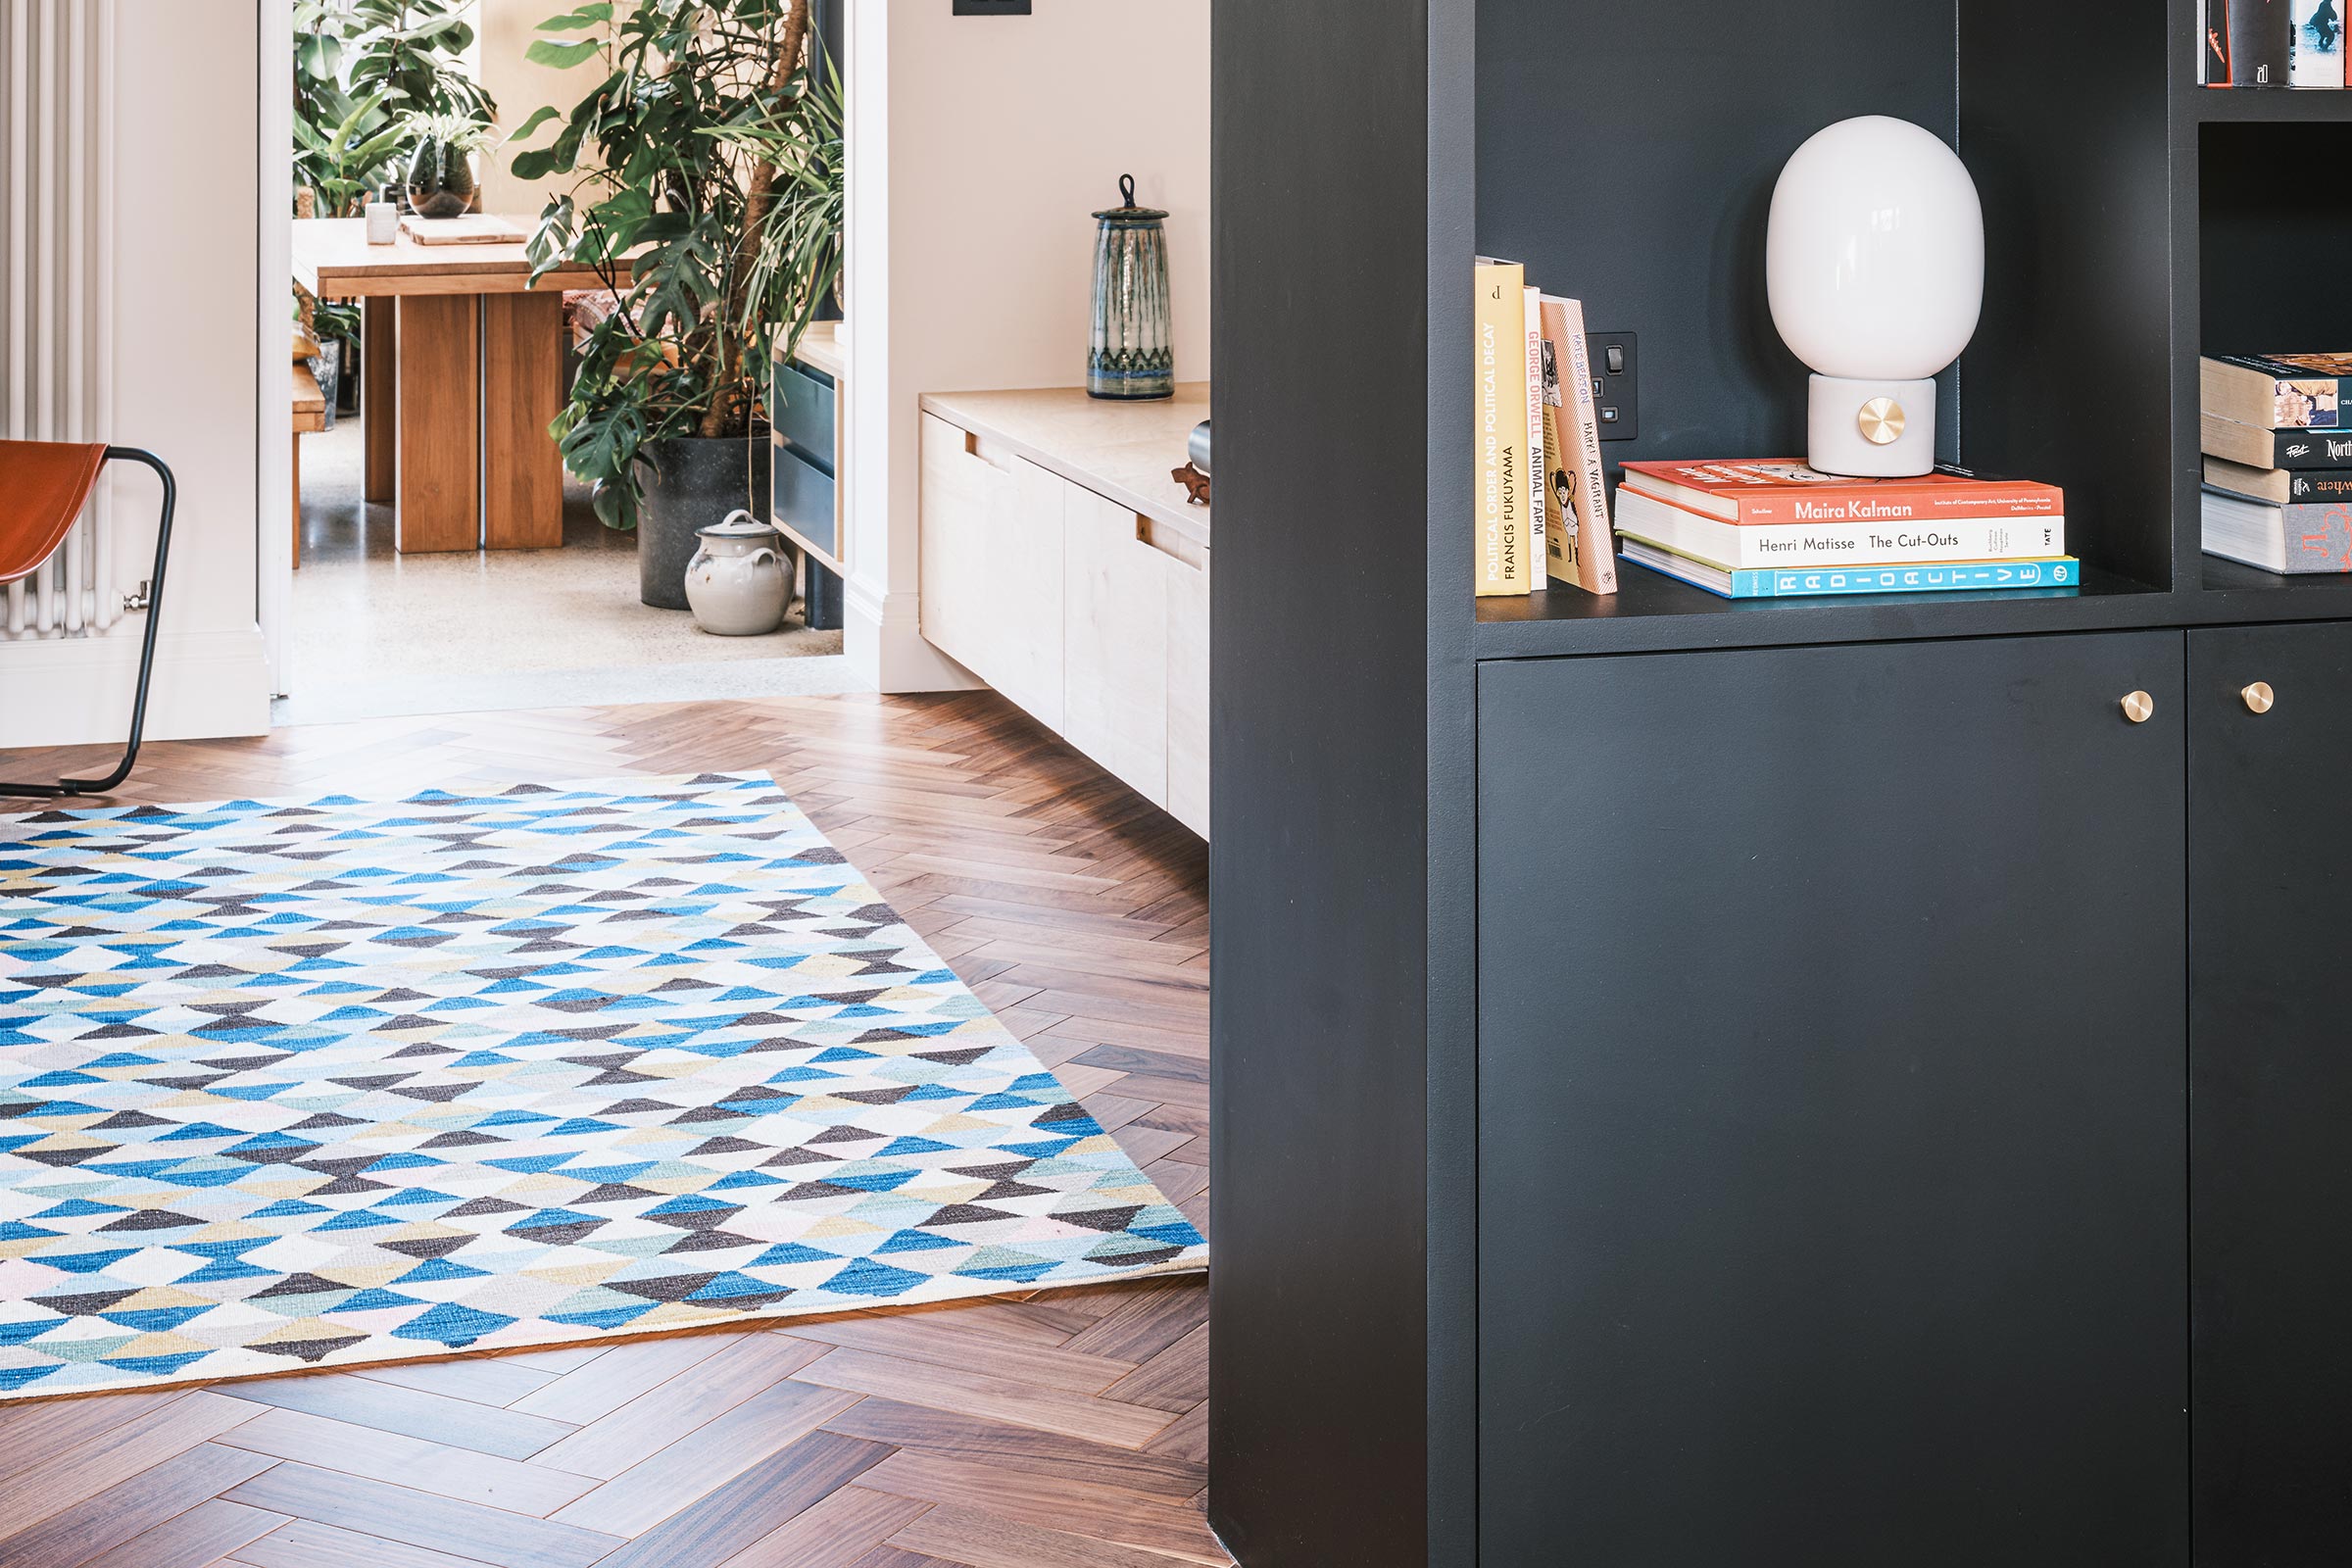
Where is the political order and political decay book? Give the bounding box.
[1474,258,1535,596]
[1538,295,1617,596]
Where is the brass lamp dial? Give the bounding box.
[1858,398,1907,446]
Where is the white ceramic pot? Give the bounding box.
[685,511,791,636]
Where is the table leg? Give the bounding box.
[483,290,565,550]
[394,294,481,554]
[363,296,397,504]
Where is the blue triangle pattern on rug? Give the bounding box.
[0,772,1205,1399]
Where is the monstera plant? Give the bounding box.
[514,0,842,572]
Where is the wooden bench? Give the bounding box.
[292,329,327,570]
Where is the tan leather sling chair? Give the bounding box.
[0,441,176,799]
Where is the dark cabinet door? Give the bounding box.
[1478,632,2189,1568]
[2190,622,2352,1567]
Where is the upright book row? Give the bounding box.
[1474,258,1617,599]
[2203,0,2346,87]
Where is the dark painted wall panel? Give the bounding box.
[1476,0,1959,466]
[1209,1,1442,1564]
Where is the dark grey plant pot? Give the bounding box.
[638,432,771,611]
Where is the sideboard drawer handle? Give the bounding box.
[2121,691,2155,725]
[2243,681,2276,715]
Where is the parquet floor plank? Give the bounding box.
[889,1502,1200,1568]
[218,1373,576,1461]
[1,689,1223,1566]
[216,1405,602,1516]
[857,1448,1227,1564]
[0,1442,276,1568]
[791,1348,1176,1449]
[818,1396,1206,1500]
[546,1379,862,1538]
[526,1333,829,1480]
[584,1430,892,1568]
[221,1462,624,1568]
[75,1497,287,1568]
[0,1391,260,1541]
[710,1485,932,1568]
[224,1516,505,1568]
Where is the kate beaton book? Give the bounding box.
[1538,295,1617,596]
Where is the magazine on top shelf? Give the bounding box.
[2293,0,2346,85]
[2231,0,2293,85]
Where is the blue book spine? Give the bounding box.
[1740,559,2078,597]
[1727,560,2080,599]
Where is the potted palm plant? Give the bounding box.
[514,0,843,610]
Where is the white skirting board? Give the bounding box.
[0,625,271,749]
[843,577,982,696]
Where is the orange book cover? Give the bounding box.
[1619,461,2063,527]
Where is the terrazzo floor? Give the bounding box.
[283,415,852,724]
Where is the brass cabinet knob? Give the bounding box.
[2121,691,2155,724]
[2243,681,2276,715]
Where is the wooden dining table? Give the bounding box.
[292,218,629,555]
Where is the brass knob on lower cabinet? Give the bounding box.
[2243,681,2277,715]
[2122,691,2155,724]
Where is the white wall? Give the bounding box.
[0,0,272,749]
[477,0,604,219]
[843,0,1211,693]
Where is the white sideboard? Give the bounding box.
[918,386,1209,839]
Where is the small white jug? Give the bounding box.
[685,511,790,636]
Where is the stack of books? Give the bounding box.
[1614,462,2078,600]
[2201,2,2346,87]
[2203,354,2352,574]
[1473,257,1617,599]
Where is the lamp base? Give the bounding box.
[1807,375,1937,478]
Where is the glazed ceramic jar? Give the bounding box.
[685,511,791,636]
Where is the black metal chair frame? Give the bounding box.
[1,446,177,800]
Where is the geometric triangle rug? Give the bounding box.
[0,771,1206,1400]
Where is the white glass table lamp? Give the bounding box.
[1766,116,1984,477]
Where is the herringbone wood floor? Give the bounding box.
[0,691,1223,1568]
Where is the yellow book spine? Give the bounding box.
[1474,260,1529,596]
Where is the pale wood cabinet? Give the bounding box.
[1063,484,1172,806]
[918,415,1066,732]
[917,393,1209,839]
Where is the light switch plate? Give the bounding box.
[1587,330,1638,442]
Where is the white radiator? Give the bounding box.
[0,0,120,641]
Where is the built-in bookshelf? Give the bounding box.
[1214,2,2352,1564]
[1447,0,2352,658]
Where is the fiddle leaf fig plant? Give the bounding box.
[515,0,840,530]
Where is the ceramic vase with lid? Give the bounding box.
[685,511,791,636]
[1089,173,1174,400]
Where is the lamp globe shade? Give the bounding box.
[1766,116,1984,476]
